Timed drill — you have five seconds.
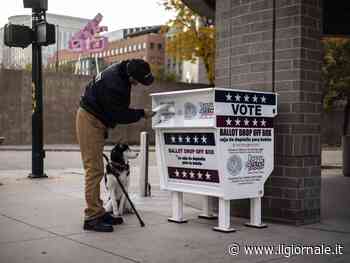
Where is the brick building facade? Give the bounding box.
[103,33,164,66]
[185,0,323,224]
[48,29,165,75]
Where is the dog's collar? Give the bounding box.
[111,162,130,171]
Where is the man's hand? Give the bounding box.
[144,109,156,119]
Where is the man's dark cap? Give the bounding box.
[127,59,154,86]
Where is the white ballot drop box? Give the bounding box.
[151,88,278,232]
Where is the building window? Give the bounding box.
[143,42,146,49]
[120,48,123,54]
[107,50,110,56]
[158,43,162,50]
[124,47,127,53]
[128,46,132,52]
[115,48,119,54]
[138,43,142,50]
[133,44,137,51]
[150,43,154,49]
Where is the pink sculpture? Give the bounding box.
[68,13,108,52]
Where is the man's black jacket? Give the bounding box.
[80,61,145,128]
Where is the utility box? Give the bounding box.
[151,88,278,232]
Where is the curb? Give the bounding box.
[0,145,156,153]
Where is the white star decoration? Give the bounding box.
[226,93,232,101]
[226,118,232,126]
[235,94,241,102]
[205,172,211,180]
[244,94,250,102]
[244,119,249,126]
[261,119,266,126]
[193,136,199,143]
[189,171,195,179]
[235,118,241,126]
[201,136,207,144]
[182,171,187,178]
[261,96,266,103]
[253,95,258,102]
[185,136,191,143]
[197,172,203,179]
[171,136,176,143]
[175,170,180,177]
[178,136,183,143]
[253,119,258,126]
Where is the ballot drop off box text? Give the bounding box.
[151,88,278,232]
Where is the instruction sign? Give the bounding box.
[164,131,219,184]
[215,89,277,199]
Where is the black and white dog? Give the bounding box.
[104,144,138,217]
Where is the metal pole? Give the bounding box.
[139,131,150,197]
[144,132,149,196]
[29,9,47,179]
[55,24,59,72]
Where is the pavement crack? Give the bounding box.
[0,236,54,245]
[0,213,141,263]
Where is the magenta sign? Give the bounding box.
[68,13,108,53]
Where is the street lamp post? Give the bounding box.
[4,0,55,178]
[29,8,47,178]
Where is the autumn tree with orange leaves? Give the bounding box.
[162,0,215,85]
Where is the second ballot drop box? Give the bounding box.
[151,88,278,232]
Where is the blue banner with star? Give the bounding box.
[216,115,273,128]
[168,167,219,183]
[164,133,216,146]
[215,90,276,105]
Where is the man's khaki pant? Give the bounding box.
[76,108,106,220]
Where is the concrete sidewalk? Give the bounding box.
[0,149,349,262]
[0,144,156,152]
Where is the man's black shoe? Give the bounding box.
[102,213,124,225]
[83,218,114,232]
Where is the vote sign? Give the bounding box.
[215,88,277,199]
